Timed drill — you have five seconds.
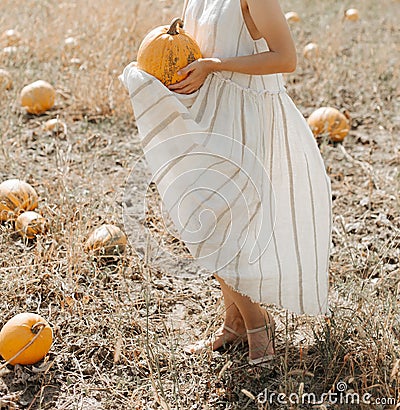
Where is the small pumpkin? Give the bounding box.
[20,80,56,114]
[0,313,53,365]
[307,107,350,142]
[0,179,39,222]
[137,18,202,86]
[285,11,301,23]
[0,68,12,90]
[344,8,359,21]
[63,36,79,52]
[42,118,67,135]
[0,29,21,47]
[303,43,319,59]
[15,211,47,239]
[85,224,127,257]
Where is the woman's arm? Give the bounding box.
[168,0,297,94]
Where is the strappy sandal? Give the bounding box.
[247,312,276,366]
[183,325,247,354]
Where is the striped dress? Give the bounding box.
[119,0,332,315]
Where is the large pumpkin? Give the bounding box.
[137,18,202,86]
[307,107,350,142]
[0,313,53,365]
[15,211,47,239]
[20,80,56,114]
[85,224,127,257]
[0,179,39,222]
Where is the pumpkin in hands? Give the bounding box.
[137,18,202,86]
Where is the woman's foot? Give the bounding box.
[211,320,246,350]
[184,317,246,353]
[247,310,276,364]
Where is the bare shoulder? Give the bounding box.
[241,0,294,45]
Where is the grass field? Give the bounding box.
[0,0,399,409]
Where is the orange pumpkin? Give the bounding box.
[15,211,47,239]
[20,80,56,114]
[85,224,127,257]
[0,179,39,222]
[0,313,53,365]
[137,18,202,86]
[307,107,350,142]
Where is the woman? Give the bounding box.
[120,0,332,365]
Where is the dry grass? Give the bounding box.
[0,0,399,409]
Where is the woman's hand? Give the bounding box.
[168,58,220,94]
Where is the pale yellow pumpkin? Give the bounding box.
[42,118,67,135]
[285,11,301,23]
[345,8,359,21]
[0,68,12,90]
[0,29,21,47]
[0,313,53,365]
[137,18,202,86]
[15,211,47,239]
[85,224,127,257]
[20,80,56,114]
[0,179,39,222]
[303,43,319,59]
[63,36,79,52]
[307,107,350,142]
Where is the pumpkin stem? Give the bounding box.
[167,18,184,35]
[31,322,46,334]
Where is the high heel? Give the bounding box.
[247,312,276,366]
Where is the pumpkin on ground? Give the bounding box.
[0,29,21,47]
[42,118,67,135]
[307,107,350,142]
[85,224,127,257]
[137,18,202,86]
[0,69,12,90]
[20,80,56,114]
[303,43,319,59]
[0,313,53,365]
[345,8,359,21]
[15,211,47,239]
[0,179,39,222]
[285,11,301,23]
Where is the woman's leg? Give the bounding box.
[214,274,275,361]
[212,275,246,350]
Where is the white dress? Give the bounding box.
[119,0,332,316]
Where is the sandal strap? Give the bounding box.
[247,324,272,334]
[223,325,244,338]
